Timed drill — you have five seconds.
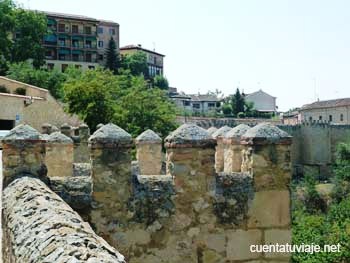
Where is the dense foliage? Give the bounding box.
[0,0,47,73]
[292,142,350,262]
[105,37,120,74]
[63,67,178,136]
[6,62,66,99]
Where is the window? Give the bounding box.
[88,65,95,69]
[47,63,54,70]
[84,26,92,35]
[319,116,323,121]
[98,27,103,34]
[98,41,104,47]
[85,53,92,62]
[58,38,66,46]
[72,25,78,34]
[329,115,333,122]
[208,103,215,108]
[109,28,115,35]
[340,114,344,121]
[72,54,79,61]
[75,65,82,69]
[154,57,157,64]
[72,39,79,47]
[58,54,66,60]
[193,103,200,109]
[183,101,190,106]
[98,54,104,61]
[61,64,68,72]
[58,24,65,32]
[309,116,313,122]
[85,40,92,48]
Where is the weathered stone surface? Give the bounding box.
[264,229,292,259]
[165,123,216,148]
[212,125,232,139]
[130,174,175,224]
[2,176,125,263]
[2,124,43,142]
[135,129,162,144]
[207,127,218,136]
[73,163,92,177]
[226,229,262,260]
[225,124,251,139]
[241,123,292,144]
[50,175,92,210]
[88,123,132,146]
[247,190,290,228]
[48,131,73,144]
[214,172,254,225]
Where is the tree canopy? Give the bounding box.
[120,51,149,78]
[105,37,120,74]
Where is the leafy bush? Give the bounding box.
[14,87,26,95]
[0,85,9,93]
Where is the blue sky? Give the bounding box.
[16,0,350,111]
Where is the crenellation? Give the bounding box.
[212,125,232,173]
[2,121,293,262]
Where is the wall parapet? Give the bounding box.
[2,176,125,263]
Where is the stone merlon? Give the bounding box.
[164,123,216,148]
[2,124,44,143]
[48,131,74,144]
[2,176,126,263]
[224,124,251,143]
[88,123,132,147]
[135,129,162,144]
[212,125,232,139]
[241,122,292,145]
[207,127,218,136]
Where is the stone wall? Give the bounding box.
[279,122,350,178]
[2,122,293,263]
[2,177,125,263]
[176,116,281,129]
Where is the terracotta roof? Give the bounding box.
[40,10,99,22]
[301,98,350,110]
[245,89,276,99]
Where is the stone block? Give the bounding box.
[248,190,290,228]
[264,229,292,259]
[226,229,262,260]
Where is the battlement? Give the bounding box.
[2,122,293,262]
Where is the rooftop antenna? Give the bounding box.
[152,42,156,51]
[313,78,318,101]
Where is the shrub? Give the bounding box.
[237,112,245,118]
[14,87,26,95]
[0,85,9,93]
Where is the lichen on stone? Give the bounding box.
[165,123,216,147]
[212,125,232,139]
[225,124,251,139]
[207,127,218,136]
[2,124,43,142]
[135,129,162,144]
[48,131,73,144]
[88,123,132,145]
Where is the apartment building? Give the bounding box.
[120,44,164,77]
[42,11,119,71]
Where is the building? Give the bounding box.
[42,11,119,71]
[120,44,164,77]
[281,109,301,125]
[97,20,120,65]
[245,89,277,113]
[300,98,350,124]
[0,76,81,130]
[170,89,221,115]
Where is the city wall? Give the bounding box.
[2,122,293,263]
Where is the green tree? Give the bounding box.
[0,0,15,74]
[121,51,149,78]
[63,68,117,130]
[231,88,245,116]
[11,9,47,68]
[105,37,120,74]
[6,62,66,99]
[153,75,169,90]
[113,77,177,137]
